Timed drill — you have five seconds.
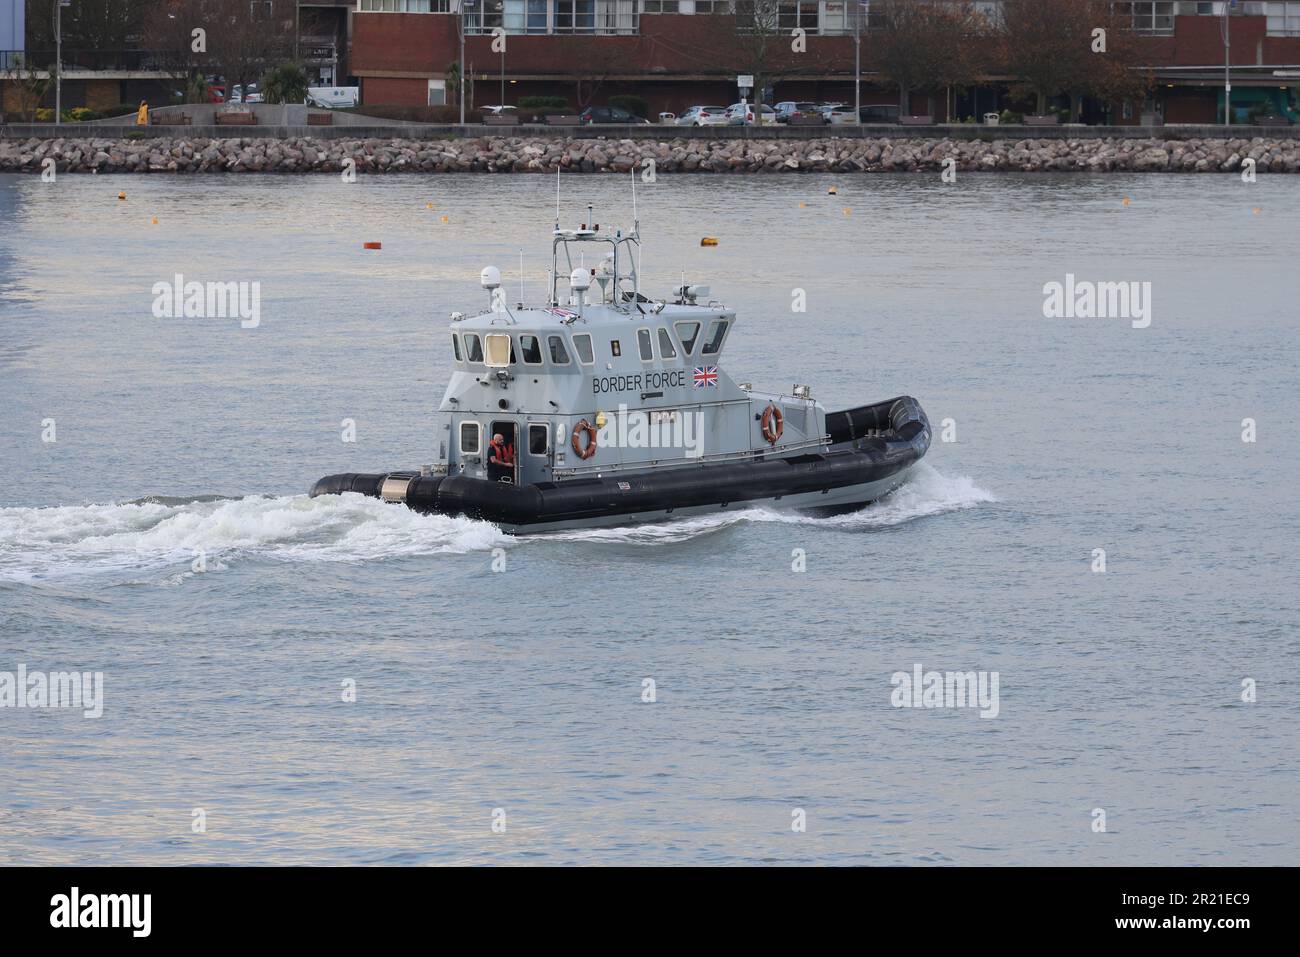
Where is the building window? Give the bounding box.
[358,0,448,12]
[465,0,635,33]
[1266,1,1300,35]
[778,1,818,33]
[642,0,679,11]
[1115,1,1175,34]
[695,0,731,12]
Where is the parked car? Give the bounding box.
[820,104,858,126]
[229,84,263,104]
[676,105,730,127]
[578,105,651,125]
[724,102,778,126]
[859,104,902,124]
[773,101,821,123]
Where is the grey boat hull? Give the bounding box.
[311,396,930,535]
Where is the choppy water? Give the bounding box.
[0,171,1296,865]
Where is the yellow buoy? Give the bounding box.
[700,237,718,246]
[441,215,449,223]
[828,186,838,195]
[117,192,126,201]
[426,202,434,209]
[842,207,851,216]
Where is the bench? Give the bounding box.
[899,115,933,126]
[215,111,257,126]
[306,112,333,126]
[544,114,580,126]
[151,112,192,126]
[1255,115,1291,127]
[789,115,826,126]
[484,114,519,126]
[1024,114,1060,126]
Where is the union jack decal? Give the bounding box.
[693,365,718,388]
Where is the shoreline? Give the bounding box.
[2,132,1297,174]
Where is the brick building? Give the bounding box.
[349,1,1300,123]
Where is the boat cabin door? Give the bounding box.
[487,420,519,484]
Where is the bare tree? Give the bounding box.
[140,0,294,98]
[732,0,803,119]
[999,0,1147,118]
[872,0,983,117]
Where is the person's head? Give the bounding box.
[492,433,503,446]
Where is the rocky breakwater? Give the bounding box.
[1,133,1298,174]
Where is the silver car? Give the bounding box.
[677,105,730,127]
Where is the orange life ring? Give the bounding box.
[571,419,598,460]
[761,404,783,445]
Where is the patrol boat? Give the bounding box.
[310,209,931,533]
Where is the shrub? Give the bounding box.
[608,94,648,118]
[262,62,309,105]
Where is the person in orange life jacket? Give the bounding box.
[488,433,514,477]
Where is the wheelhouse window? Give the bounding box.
[674,321,701,355]
[610,339,622,357]
[460,421,481,454]
[573,333,595,364]
[484,333,514,367]
[637,328,654,361]
[464,333,484,363]
[451,334,462,361]
[528,424,549,455]
[548,335,571,364]
[701,320,729,355]
[519,334,543,364]
[657,328,677,359]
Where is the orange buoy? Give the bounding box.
[828,186,838,195]
[1121,197,1131,206]
[363,241,382,250]
[842,207,851,216]
[798,201,807,208]
[1252,207,1262,215]
[700,237,718,246]
[151,216,158,224]
[440,215,449,223]
[117,192,126,200]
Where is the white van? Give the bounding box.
[306,87,359,109]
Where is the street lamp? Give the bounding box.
[1222,0,1236,125]
[54,0,71,126]
[459,0,478,124]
